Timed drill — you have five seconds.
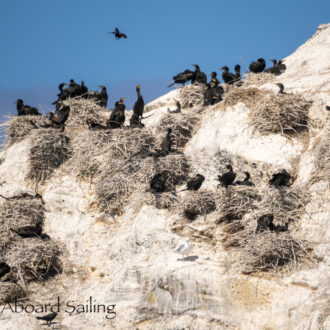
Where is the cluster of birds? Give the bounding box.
[167,58,287,107]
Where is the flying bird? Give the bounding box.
[110,28,127,39]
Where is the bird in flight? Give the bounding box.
[109,27,127,39]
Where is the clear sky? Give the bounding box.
[0,0,329,116]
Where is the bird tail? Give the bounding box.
[10,228,18,234]
[168,82,175,88]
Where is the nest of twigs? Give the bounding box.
[179,84,206,109]
[156,113,199,149]
[215,186,261,222]
[28,128,71,183]
[2,115,50,146]
[255,186,310,226]
[63,97,106,127]
[144,191,179,209]
[243,72,276,88]
[224,87,265,107]
[250,92,312,135]
[96,153,189,215]
[4,238,62,285]
[0,282,25,303]
[181,191,216,220]
[238,230,310,273]
[0,197,44,250]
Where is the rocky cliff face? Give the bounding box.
[0,24,329,329]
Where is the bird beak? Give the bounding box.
[121,97,125,101]
[63,83,67,86]
[137,85,140,89]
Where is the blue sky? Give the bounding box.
[0,0,329,116]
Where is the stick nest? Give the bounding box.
[249,93,312,135]
[28,128,71,183]
[181,191,216,220]
[2,115,50,146]
[243,72,276,88]
[215,186,261,222]
[0,198,44,250]
[96,153,189,215]
[63,97,106,128]
[4,238,62,285]
[179,84,206,109]
[0,282,25,303]
[238,230,310,273]
[224,87,265,107]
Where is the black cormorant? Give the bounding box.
[86,118,107,130]
[65,79,81,98]
[150,173,166,193]
[168,69,194,87]
[0,262,10,279]
[255,214,275,233]
[276,83,286,94]
[269,169,291,188]
[107,97,126,128]
[98,86,108,107]
[80,81,88,97]
[110,28,127,39]
[234,65,243,86]
[235,172,254,186]
[129,113,144,128]
[191,65,207,84]
[208,72,220,89]
[167,99,182,113]
[182,174,205,191]
[220,66,235,84]
[249,58,266,73]
[10,223,42,238]
[133,85,144,118]
[48,105,70,129]
[14,99,41,116]
[217,165,236,188]
[277,60,286,74]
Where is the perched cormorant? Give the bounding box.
[98,86,108,107]
[168,69,194,87]
[129,113,144,128]
[220,66,235,84]
[14,99,41,116]
[269,169,291,188]
[167,99,182,113]
[234,65,243,86]
[0,262,10,279]
[86,118,108,130]
[249,58,266,73]
[80,81,88,97]
[217,165,236,188]
[255,214,275,233]
[276,83,286,94]
[150,173,166,193]
[159,128,173,155]
[277,60,286,74]
[10,223,42,238]
[65,79,81,98]
[110,28,127,39]
[208,72,220,89]
[36,312,58,326]
[107,98,126,128]
[48,105,70,127]
[182,174,205,191]
[191,65,207,84]
[133,85,144,118]
[235,172,254,186]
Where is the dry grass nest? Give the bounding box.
[1,115,50,146]
[156,112,199,149]
[249,92,312,135]
[215,185,261,223]
[179,84,206,109]
[4,238,62,285]
[28,128,71,183]
[96,153,189,215]
[255,186,310,226]
[224,87,264,108]
[63,97,106,128]
[243,72,277,88]
[0,197,44,250]
[181,191,216,220]
[0,282,25,303]
[238,229,311,273]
